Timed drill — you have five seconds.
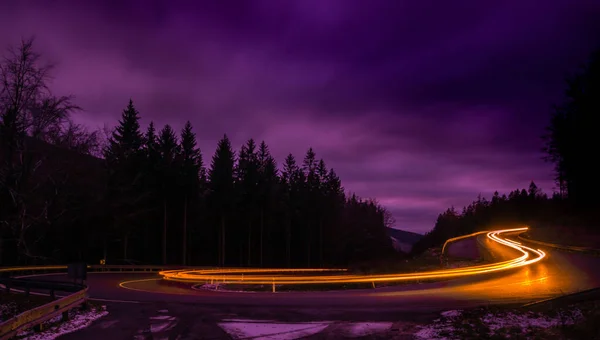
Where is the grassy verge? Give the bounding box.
[414,300,600,339]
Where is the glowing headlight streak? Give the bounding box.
[159,227,546,286]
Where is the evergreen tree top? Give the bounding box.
[104,99,143,162]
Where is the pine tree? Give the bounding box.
[144,122,158,157]
[179,121,203,265]
[139,121,161,263]
[236,138,259,265]
[528,181,540,198]
[315,159,328,266]
[301,148,318,266]
[208,134,235,266]
[103,99,146,261]
[256,141,277,266]
[104,100,143,164]
[281,154,298,267]
[544,49,600,209]
[157,124,179,265]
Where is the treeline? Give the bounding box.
[0,38,395,267]
[544,47,600,213]
[412,46,600,254]
[99,101,394,267]
[410,182,565,254]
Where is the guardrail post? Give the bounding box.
[62,311,69,321]
[50,289,55,299]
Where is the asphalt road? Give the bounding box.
[18,232,600,339]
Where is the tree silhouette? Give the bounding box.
[208,134,236,266]
[544,49,600,211]
[236,138,259,265]
[179,121,204,265]
[103,100,147,261]
[157,124,179,264]
[0,38,400,268]
[281,153,300,267]
[410,183,558,255]
[256,141,278,266]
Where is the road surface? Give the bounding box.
[17,231,600,339]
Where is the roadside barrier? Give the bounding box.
[517,234,600,255]
[0,264,189,339]
[0,281,87,339]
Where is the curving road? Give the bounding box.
[23,231,600,309]
[17,230,600,339]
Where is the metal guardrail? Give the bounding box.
[1,278,82,296]
[517,234,600,254]
[0,264,186,339]
[0,266,88,339]
[441,231,489,265]
[0,284,88,340]
[441,231,488,256]
[0,265,185,277]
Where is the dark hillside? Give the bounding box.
[385,227,423,245]
[0,136,107,264]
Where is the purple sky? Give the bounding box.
[2,0,600,234]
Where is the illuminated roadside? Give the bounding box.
[159,227,545,285]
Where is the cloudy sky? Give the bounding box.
[1,0,599,234]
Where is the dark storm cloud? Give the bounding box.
[1,0,598,233]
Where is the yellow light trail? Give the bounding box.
[159,227,545,285]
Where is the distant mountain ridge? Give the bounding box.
[385,227,424,253]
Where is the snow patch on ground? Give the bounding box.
[481,310,583,332]
[195,283,259,293]
[440,310,461,318]
[415,317,457,340]
[200,283,221,290]
[218,319,331,340]
[16,306,108,340]
[415,308,584,339]
[344,322,392,337]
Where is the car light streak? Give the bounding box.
[159,227,545,285]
